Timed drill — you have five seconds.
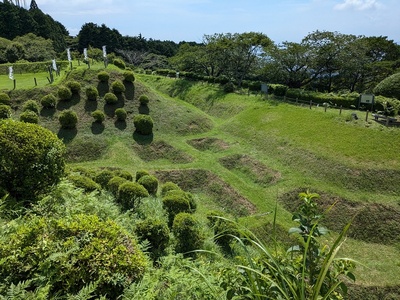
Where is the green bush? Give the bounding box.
[111,80,126,93]
[107,176,128,196]
[374,95,400,116]
[113,169,133,181]
[85,86,99,101]
[172,213,204,255]
[0,105,11,119]
[117,182,149,210]
[97,71,110,82]
[19,110,39,124]
[0,119,65,200]
[0,92,10,106]
[113,58,126,69]
[135,169,149,181]
[91,109,105,123]
[223,82,235,93]
[206,210,240,253]
[160,181,181,197]
[58,109,78,129]
[123,70,135,82]
[94,169,115,189]
[115,108,127,121]
[139,94,149,105]
[133,114,153,135]
[0,214,147,298]
[40,94,57,108]
[162,191,191,226]
[68,174,101,192]
[269,84,288,96]
[137,175,159,195]
[22,99,40,113]
[104,92,118,104]
[135,218,170,259]
[373,72,400,100]
[66,80,81,94]
[57,86,72,101]
[165,189,196,212]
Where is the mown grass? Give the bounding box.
[5,69,400,291]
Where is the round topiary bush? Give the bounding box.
[41,94,57,108]
[86,86,99,101]
[97,71,110,82]
[0,119,65,200]
[58,86,73,101]
[113,169,133,181]
[137,175,159,195]
[113,58,126,69]
[133,114,153,135]
[223,82,235,93]
[135,218,170,259]
[135,169,149,181]
[0,92,10,106]
[22,99,40,113]
[123,70,135,82]
[139,95,149,106]
[107,176,128,196]
[165,189,196,212]
[117,182,149,210]
[162,192,191,226]
[20,110,39,124]
[0,105,11,119]
[373,72,400,100]
[115,108,127,121]
[104,92,118,105]
[66,80,81,94]
[68,174,101,192]
[111,80,126,93]
[94,169,115,189]
[172,212,204,255]
[160,181,181,197]
[91,109,105,123]
[58,109,78,129]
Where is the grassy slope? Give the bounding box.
[5,66,400,287]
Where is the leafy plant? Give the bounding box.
[104,92,118,104]
[20,110,39,124]
[117,182,149,210]
[139,94,149,105]
[112,80,126,93]
[58,109,78,129]
[115,108,127,121]
[91,109,105,123]
[97,71,110,82]
[137,175,159,195]
[66,80,81,94]
[113,58,126,69]
[123,70,135,82]
[172,212,204,256]
[57,86,72,101]
[133,114,153,135]
[22,99,40,113]
[85,86,99,101]
[0,105,11,119]
[40,94,57,108]
[0,92,10,106]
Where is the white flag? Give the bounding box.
[83,48,88,60]
[67,48,71,62]
[102,45,107,58]
[52,59,57,71]
[8,66,13,80]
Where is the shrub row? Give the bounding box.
[0,60,70,74]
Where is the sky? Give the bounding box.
[30,0,400,44]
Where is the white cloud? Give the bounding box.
[334,0,382,10]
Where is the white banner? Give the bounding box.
[102,45,107,58]
[83,48,88,60]
[8,66,13,80]
[67,48,71,62]
[52,59,57,71]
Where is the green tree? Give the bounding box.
[13,33,55,62]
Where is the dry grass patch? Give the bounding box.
[132,140,193,163]
[187,137,230,152]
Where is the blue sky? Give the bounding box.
[33,0,400,44]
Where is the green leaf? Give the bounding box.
[288,227,303,235]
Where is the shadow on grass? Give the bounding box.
[104,94,125,117]
[124,81,135,100]
[133,131,153,145]
[56,94,81,110]
[115,120,127,131]
[57,127,78,143]
[85,100,98,113]
[97,82,109,97]
[138,104,149,115]
[91,122,105,134]
[40,107,56,117]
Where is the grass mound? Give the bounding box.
[133,140,193,163]
[279,188,400,245]
[187,137,230,152]
[219,154,281,186]
[155,169,256,216]
[65,135,109,162]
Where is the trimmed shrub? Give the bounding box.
[22,99,40,113]
[374,95,400,116]
[137,175,159,195]
[223,82,235,93]
[165,189,196,212]
[104,92,118,104]
[160,181,181,197]
[269,84,288,96]
[94,169,115,188]
[374,72,400,100]
[162,191,191,226]
[66,80,81,94]
[97,71,110,82]
[40,94,57,108]
[58,109,78,129]
[0,105,11,119]
[113,58,126,69]
[206,210,240,253]
[117,182,149,210]
[135,218,170,259]
[85,86,99,101]
[135,169,149,181]
[111,80,126,93]
[115,108,127,121]
[57,86,72,101]
[113,169,133,181]
[19,110,39,124]
[0,119,65,200]
[123,70,135,82]
[133,114,153,135]
[107,176,128,196]
[139,94,149,105]
[172,212,204,255]
[91,109,105,123]
[68,174,101,192]
[0,92,10,106]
